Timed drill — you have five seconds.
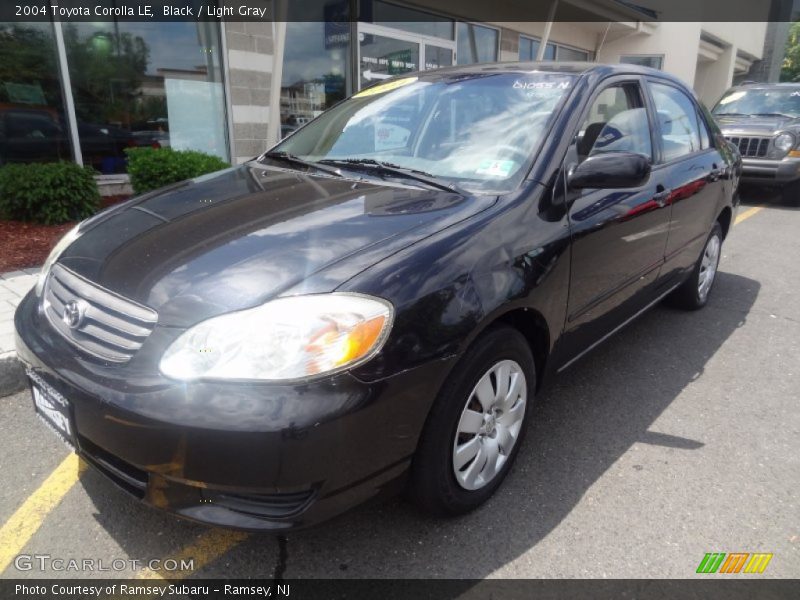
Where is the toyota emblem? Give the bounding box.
[62,300,85,329]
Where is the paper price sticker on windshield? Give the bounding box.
[476,159,515,178]
[354,77,418,98]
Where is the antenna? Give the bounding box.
[595,22,611,61]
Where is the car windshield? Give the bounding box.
[713,88,800,118]
[269,72,577,193]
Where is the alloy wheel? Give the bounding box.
[698,233,721,301]
[452,359,527,491]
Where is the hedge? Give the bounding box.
[125,147,230,194]
[0,162,100,225]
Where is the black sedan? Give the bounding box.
[15,63,739,530]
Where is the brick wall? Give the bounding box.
[224,21,275,164]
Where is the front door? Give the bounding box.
[560,78,672,360]
[357,24,455,90]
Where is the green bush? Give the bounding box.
[0,162,100,225]
[125,147,230,194]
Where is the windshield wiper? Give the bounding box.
[260,151,344,178]
[751,113,796,119]
[318,158,468,195]
[714,112,751,117]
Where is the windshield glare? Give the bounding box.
[272,73,576,192]
[713,88,800,118]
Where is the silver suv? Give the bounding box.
[712,83,800,185]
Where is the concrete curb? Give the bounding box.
[0,351,25,397]
[1,269,38,397]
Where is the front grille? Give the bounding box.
[43,264,157,363]
[725,135,770,157]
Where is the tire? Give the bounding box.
[407,325,535,516]
[781,180,800,207]
[666,221,723,310]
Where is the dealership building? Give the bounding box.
[0,0,794,190]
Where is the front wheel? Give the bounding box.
[666,222,723,310]
[407,326,535,515]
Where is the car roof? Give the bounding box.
[729,82,800,90]
[411,61,690,88]
[421,60,676,79]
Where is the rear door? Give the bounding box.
[559,77,672,359]
[645,79,725,284]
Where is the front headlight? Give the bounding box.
[159,293,393,382]
[34,223,82,296]
[774,132,795,154]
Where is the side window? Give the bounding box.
[698,103,721,149]
[697,110,711,149]
[576,83,652,161]
[650,82,702,161]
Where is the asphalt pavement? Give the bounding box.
[1,186,798,580]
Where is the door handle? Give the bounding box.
[653,187,671,207]
[709,163,723,180]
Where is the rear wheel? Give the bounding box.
[781,180,800,207]
[666,221,723,310]
[407,326,535,515]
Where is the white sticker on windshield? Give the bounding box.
[476,159,515,178]
[719,91,747,104]
[513,79,571,90]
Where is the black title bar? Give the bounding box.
[3,579,800,600]
[0,0,793,23]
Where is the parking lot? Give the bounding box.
[0,186,798,581]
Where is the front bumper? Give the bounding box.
[740,156,800,184]
[14,291,454,531]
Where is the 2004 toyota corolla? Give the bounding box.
[15,63,739,530]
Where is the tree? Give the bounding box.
[0,24,63,107]
[781,21,800,82]
[62,24,150,128]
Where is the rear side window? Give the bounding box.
[649,82,702,161]
[576,83,652,161]
[697,110,711,149]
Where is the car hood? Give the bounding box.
[57,163,494,327]
[715,114,800,135]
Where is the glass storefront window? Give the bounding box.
[281,0,349,139]
[0,22,72,165]
[372,0,454,40]
[519,36,590,62]
[519,36,555,61]
[557,45,590,61]
[456,23,498,65]
[62,5,227,174]
[424,46,454,70]
[359,33,420,88]
[621,55,664,70]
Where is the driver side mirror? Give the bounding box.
[568,152,652,189]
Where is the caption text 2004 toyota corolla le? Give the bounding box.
[15,63,740,530]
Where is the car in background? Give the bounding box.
[0,104,172,173]
[712,83,800,187]
[0,105,71,165]
[15,63,739,531]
